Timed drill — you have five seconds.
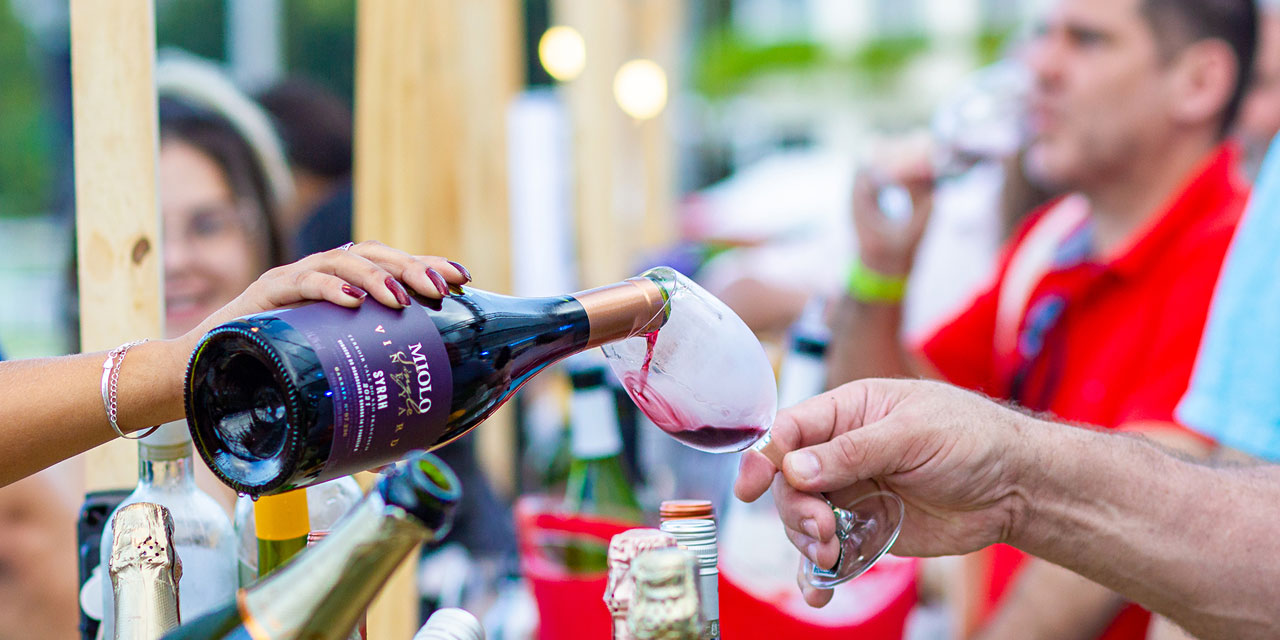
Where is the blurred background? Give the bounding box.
[0,0,1042,357]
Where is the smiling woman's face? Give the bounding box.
[160,139,268,338]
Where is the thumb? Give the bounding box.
[781,419,908,493]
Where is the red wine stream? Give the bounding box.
[622,331,767,454]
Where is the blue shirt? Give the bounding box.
[1178,136,1280,461]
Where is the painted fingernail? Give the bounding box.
[787,451,821,482]
[447,260,472,283]
[426,268,450,297]
[802,518,819,540]
[342,284,366,300]
[385,276,412,306]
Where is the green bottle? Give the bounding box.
[562,362,643,573]
[161,451,460,640]
[252,489,310,579]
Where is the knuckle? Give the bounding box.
[834,433,862,468]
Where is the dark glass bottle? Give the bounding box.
[562,361,644,574]
[161,451,461,640]
[185,276,669,496]
[562,363,643,523]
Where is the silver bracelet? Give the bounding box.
[99,340,161,440]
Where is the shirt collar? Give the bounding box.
[1101,143,1246,279]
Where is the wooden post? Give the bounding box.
[355,1,521,635]
[554,0,630,287]
[70,0,162,493]
[635,0,681,251]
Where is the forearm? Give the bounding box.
[0,338,192,486]
[1012,420,1280,639]
[975,559,1124,640]
[826,295,918,386]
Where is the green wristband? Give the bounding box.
[846,259,907,303]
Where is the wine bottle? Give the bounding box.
[777,297,830,409]
[252,489,309,578]
[413,608,485,640]
[161,451,461,640]
[660,519,720,640]
[306,531,366,640]
[561,359,644,574]
[627,548,701,640]
[605,529,678,640]
[233,476,363,585]
[185,275,670,496]
[563,361,644,523]
[109,503,181,640]
[99,422,238,639]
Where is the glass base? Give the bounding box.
[803,491,904,589]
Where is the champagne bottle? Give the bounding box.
[628,548,701,640]
[306,531,365,640]
[100,422,238,639]
[185,274,670,496]
[109,503,181,640]
[605,529,678,640]
[252,489,309,578]
[161,451,461,640]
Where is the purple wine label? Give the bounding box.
[282,300,453,479]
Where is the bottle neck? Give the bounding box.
[109,503,181,639]
[112,568,181,640]
[240,491,429,639]
[137,445,195,489]
[575,277,668,349]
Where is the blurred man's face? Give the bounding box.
[1024,0,1171,191]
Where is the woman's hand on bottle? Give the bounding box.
[176,241,470,352]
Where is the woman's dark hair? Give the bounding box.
[158,96,286,268]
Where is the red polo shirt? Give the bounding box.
[917,144,1248,639]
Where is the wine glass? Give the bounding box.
[602,267,904,587]
[877,59,1032,222]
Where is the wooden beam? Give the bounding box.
[635,0,681,251]
[554,0,630,287]
[70,0,161,492]
[454,0,523,505]
[355,1,522,635]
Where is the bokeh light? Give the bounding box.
[538,26,586,82]
[613,59,668,120]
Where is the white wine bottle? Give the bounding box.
[660,519,720,640]
[110,503,181,640]
[233,476,363,585]
[185,272,672,496]
[252,489,309,579]
[160,451,460,640]
[100,422,237,638]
